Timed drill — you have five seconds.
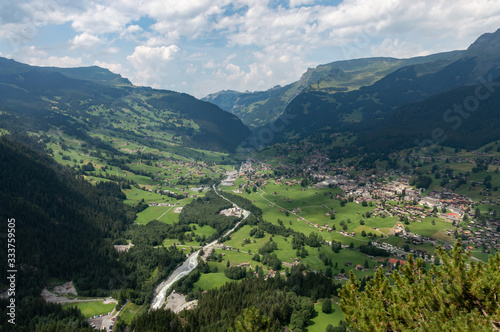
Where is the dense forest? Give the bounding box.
[131,272,341,332]
[178,190,240,243]
[0,136,190,330]
[0,58,251,152]
[0,136,132,293]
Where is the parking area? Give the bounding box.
[87,311,117,331]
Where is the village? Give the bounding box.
[222,154,500,261]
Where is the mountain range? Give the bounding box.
[1,28,499,154]
[0,58,250,153]
[202,51,463,129]
[206,28,500,150]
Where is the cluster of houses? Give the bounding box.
[224,155,500,261]
[148,159,227,187]
[458,220,500,252]
[372,241,407,258]
[305,221,337,233]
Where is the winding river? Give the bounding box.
[150,186,249,310]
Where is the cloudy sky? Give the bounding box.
[1,0,499,98]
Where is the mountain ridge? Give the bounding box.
[248,29,500,149]
[203,51,464,129]
[0,57,251,152]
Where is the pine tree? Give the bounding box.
[340,240,500,331]
[322,299,333,314]
[228,307,270,332]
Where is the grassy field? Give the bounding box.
[405,216,454,240]
[471,251,494,262]
[124,187,167,206]
[217,222,376,276]
[117,302,145,324]
[234,185,403,243]
[63,300,116,318]
[207,249,259,271]
[194,272,234,291]
[308,300,344,331]
[190,224,217,237]
[223,225,273,253]
[135,206,173,225]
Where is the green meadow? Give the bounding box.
[63,300,116,318]
[117,302,145,324]
[308,300,344,332]
[194,273,234,291]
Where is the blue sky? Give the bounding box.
[0,0,499,98]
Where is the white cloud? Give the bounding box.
[203,60,217,69]
[241,45,309,90]
[0,0,76,49]
[22,45,47,57]
[27,56,83,67]
[371,38,429,58]
[70,3,138,34]
[70,32,104,50]
[125,25,142,34]
[127,45,180,87]
[2,0,500,97]
[314,0,500,54]
[224,63,244,81]
[144,36,179,47]
[93,60,126,76]
[187,52,207,59]
[289,0,316,7]
[105,47,120,54]
[185,64,197,74]
[128,45,180,66]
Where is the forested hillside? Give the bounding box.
[271,43,500,145]
[0,58,250,152]
[0,136,184,330]
[221,29,500,151]
[204,53,462,129]
[363,76,500,151]
[0,136,132,293]
[132,269,341,332]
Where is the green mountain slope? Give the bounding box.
[0,57,132,86]
[0,136,132,294]
[265,29,500,145]
[362,76,500,151]
[204,52,463,129]
[0,58,251,152]
[203,83,299,128]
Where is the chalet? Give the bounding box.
[412,237,423,245]
[387,258,406,270]
[444,212,461,222]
